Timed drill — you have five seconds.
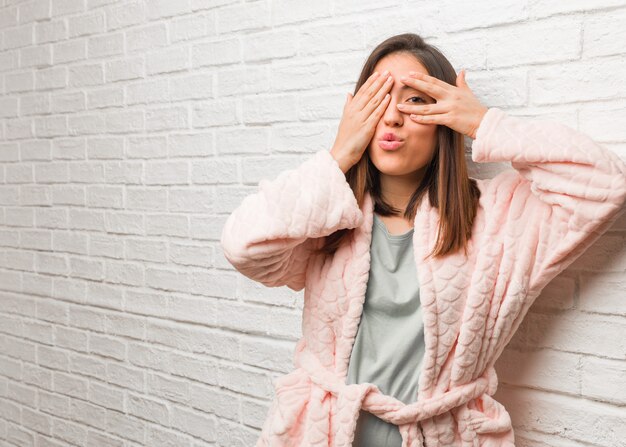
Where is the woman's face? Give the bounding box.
[367,53,438,178]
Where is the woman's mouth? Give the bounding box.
[379,140,403,150]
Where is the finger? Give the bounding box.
[353,71,384,106]
[366,93,391,126]
[456,69,468,89]
[400,75,448,99]
[409,112,449,125]
[356,71,392,111]
[396,103,445,116]
[363,74,393,115]
[408,71,453,90]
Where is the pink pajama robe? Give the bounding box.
[220,107,626,446]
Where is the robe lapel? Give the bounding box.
[412,192,479,397]
[335,190,475,402]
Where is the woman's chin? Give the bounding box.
[372,158,408,175]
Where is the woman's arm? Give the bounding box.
[220,148,363,291]
[472,107,626,292]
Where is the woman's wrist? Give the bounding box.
[329,148,354,174]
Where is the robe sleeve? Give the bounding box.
[471,107,626,293]
[219,148,364,291]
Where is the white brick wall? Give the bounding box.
[1,1,625,446]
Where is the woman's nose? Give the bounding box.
[383,99,403,123]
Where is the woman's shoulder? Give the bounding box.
[471,169,525,206]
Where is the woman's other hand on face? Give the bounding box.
[330,70,395,173]
[395,69,488,140]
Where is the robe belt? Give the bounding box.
[296,348,507,429]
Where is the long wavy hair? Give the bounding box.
[313,33,481,260]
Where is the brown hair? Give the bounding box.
[313,33,481,260]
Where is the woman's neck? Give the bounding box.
[379,171,423,212]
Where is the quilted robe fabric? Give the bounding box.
[220,107,626,447]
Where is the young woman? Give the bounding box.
[220,33,626,447]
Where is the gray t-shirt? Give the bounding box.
[346,213,425,447]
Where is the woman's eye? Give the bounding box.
[408,96,425,103]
